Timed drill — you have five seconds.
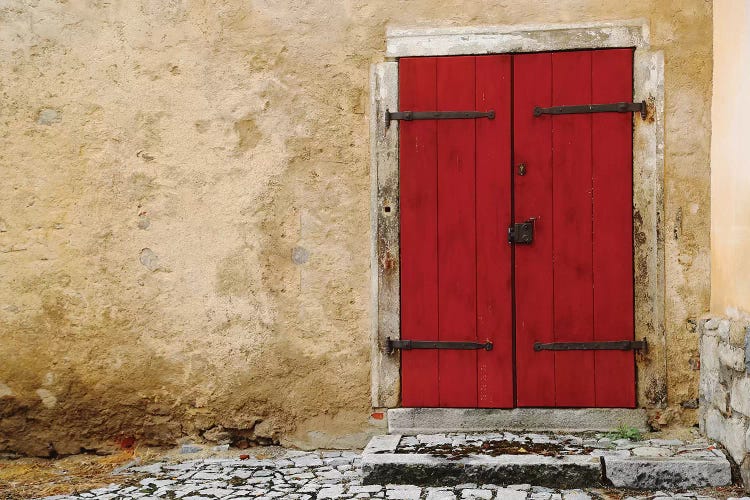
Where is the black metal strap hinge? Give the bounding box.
[386,110,495,128]
[386,337,493,354]
[534,339,648,352]
[533,101,647,120]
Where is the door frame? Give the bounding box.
[370,20,666,410]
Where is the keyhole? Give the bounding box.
[518,163,527,176]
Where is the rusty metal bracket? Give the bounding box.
[533,339,648,352]
[533,101,647,120]
[386,337,493,354]
[385,110,495,128]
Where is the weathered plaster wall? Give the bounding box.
[0,0,711,456]
[711,0,750,318]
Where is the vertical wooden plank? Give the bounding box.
[437,56,477,407]
[592,49,636,407]
[551,51,596,407]
[399,57,439,407]
[513,53,555,407]
[476,55,514,408]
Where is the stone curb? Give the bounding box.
[603,455,732,489]
[362,434,733,490]
[361,452,602,488]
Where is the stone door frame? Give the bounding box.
[370,20,665,409]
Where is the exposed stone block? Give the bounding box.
[730,321,747,347]
[724,416,750,464]
[719,320,731,340]
[742,455,750,493]
[700,370,728,413]
[701,335,720,373]
[705,408,726,443]
[704,318,721,331]
[719,342,746,371]
[731,376,750,418]
[603,456,731,489]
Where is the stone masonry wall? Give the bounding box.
[699,317,750,487]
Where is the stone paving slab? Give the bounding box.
[363,433,732,490]
[35,447,748,500]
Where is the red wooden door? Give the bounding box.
[399,49,635,409]
[400,55,514,408]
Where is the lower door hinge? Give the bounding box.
[534,339,648,352]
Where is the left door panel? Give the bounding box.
[399,56,514,408]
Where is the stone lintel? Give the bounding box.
[386,20,649,58]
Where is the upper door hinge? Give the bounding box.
[386,337,493,354]
[385,110,495,128]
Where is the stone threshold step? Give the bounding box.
[361,434,733,490]
[388,408,650,434]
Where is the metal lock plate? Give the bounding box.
[508,221,534,244]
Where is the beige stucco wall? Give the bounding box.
[0,1,711,456]
[711,0,750,317]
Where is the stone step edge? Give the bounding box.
[362,435,733,490]
[362,452,602,489]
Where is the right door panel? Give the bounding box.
[513,49,636,408]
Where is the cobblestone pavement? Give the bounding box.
[40,449,749,500]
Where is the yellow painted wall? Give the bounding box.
[0,1,711,455]
[711,0,750,317]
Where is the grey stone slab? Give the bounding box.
[387,408,648,434]
[460,489,492,499]
[385,485,421,499]
[365,434,401,454]
[647,439,683,447]
[495,487,528,499]
[603,455,731,489]
[631,446,673,457]
[361,453,601,488]
[426,490,458,500]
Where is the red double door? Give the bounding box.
[399,49,635,408]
